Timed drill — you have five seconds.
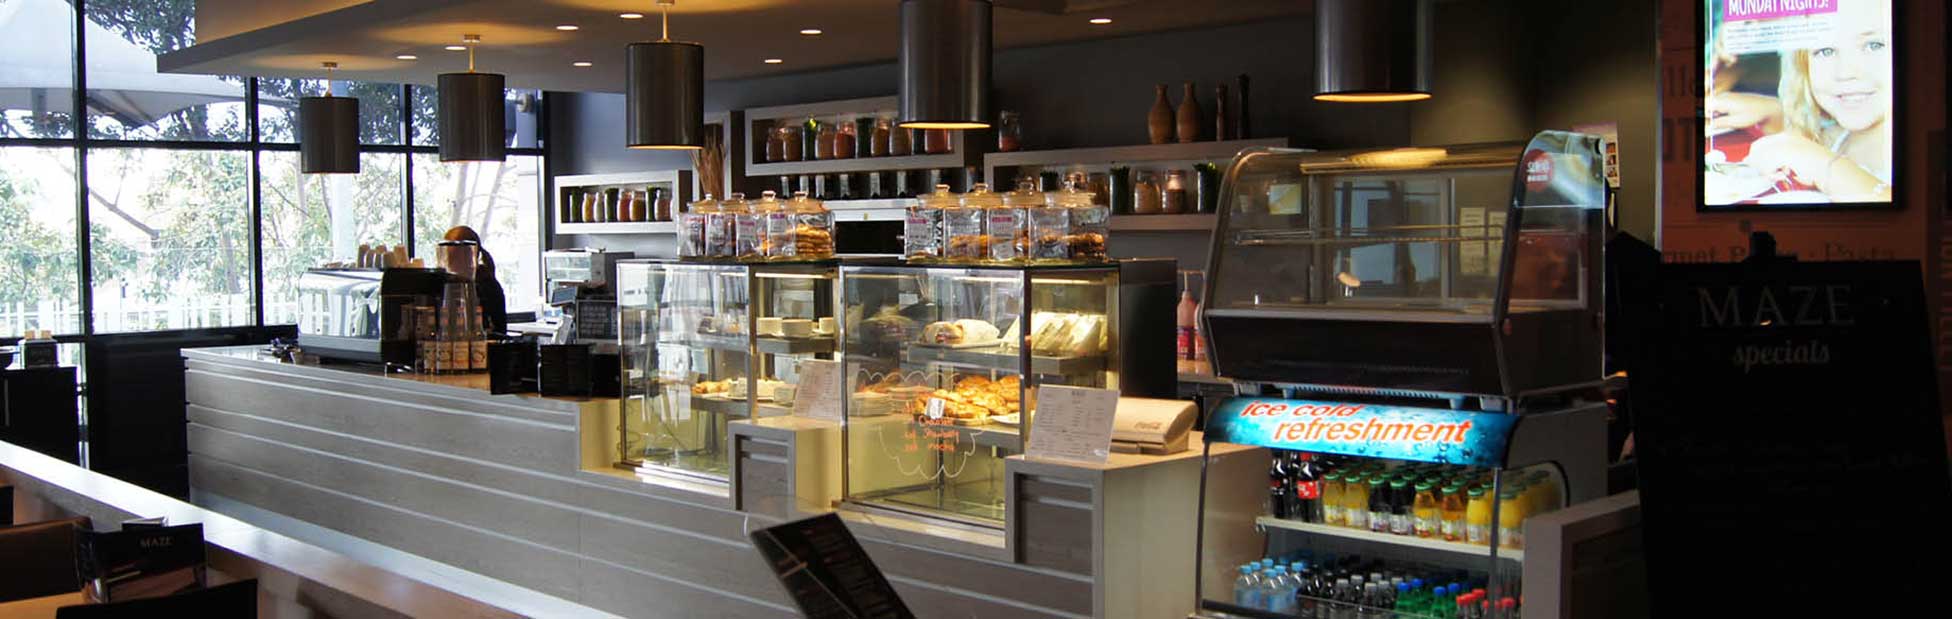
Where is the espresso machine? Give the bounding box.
[294,267,455,367]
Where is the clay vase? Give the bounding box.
[1214,84,1231,141]
[1147,84,1175,145]
[1176,82,1203,143]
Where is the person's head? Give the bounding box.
[1779,1,1893,137]
[441,226,495,273]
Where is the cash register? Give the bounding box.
[518,248,633,349]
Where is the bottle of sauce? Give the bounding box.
[1176,281,1198,362]
[1439,483,1467,542]
[1497,488,1526,550]
[1412,481,1439,538]
[1464,487,1492,545]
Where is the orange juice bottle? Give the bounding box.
[1529,470,1561,514]
[1411,481,1440,538]
[1322,471,1345,526]
[1439,483,1467,542]
[1497,488,1526,550]
[1464,487,1492,545]
[1343,473,1370,530]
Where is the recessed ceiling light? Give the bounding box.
[445,45,467,51]
[1089,18,1113,25]
[396,54,418,60]
[556,24,579,31]
[573,61,593,67]
[620,12,644,19]
[763,58,784,64]
[799,28,823,36]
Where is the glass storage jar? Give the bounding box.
[1030,182,1076,263]
[1132,170,1164,215]
[783,190,835,260]
[780,124,803,162]
[714,192,750,260]
[1059,180,1109,262]
[923,129,953,154]
[996,110,1022,152]
[681,194,719,259]
[943,183,997,263]
[1163,170,1189,214]
[889,124,913,156]
[765,124,786,162]
[905,184,956,262]
[871,116,893,157]
[749,190,785,261]
[835,118,858,159]
[815,120,838,160]
[990,179,1042,264]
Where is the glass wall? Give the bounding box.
[0,1,546,337]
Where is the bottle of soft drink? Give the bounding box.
[1294,453,1323,523]
[1393,582,1411,616]
[1329,578,1353,619]
[1270,452,1294,519]
[1234,565,1262,609]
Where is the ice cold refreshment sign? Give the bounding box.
[1204,398,1518,467]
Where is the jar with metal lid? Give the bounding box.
[747,190,784,261]
[681,194,718,259]
[905,184,955,262]
[1030,182,1076,263]
[944,183,997,263]
[990,179,1042,264]
[1056,180,1108,262]
[709,193,748,259]
[782,191,834,260]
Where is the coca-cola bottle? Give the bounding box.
[1293,453,1322,523]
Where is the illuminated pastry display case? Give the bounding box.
[1202,131,1608,404]
[615,259,840,489]
[838,260,1174,525]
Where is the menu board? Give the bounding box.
[1701,0,1897,210]
[1634,260,1949,617]
[1204,397,1518,468]
[750,513,913,619]
[1024,385,1119,464]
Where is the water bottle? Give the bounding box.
[1259,569,1286,611]
[1273,566,1302,614]
[1235,565,1263,609]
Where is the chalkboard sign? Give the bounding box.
[749,513,913,619]
[1635,260,1950,616]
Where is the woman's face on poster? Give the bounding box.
[1808,2,1892,132]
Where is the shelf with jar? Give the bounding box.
[743,96,986,179]
[554,171,694,235]
[981,138,1291,224]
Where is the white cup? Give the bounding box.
[817,317,837,335]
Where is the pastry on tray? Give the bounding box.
[921,319,1000,346]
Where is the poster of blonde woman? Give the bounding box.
[1702,0,1896,209]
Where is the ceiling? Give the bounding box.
[157,0,1311,92]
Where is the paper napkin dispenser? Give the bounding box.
[1110,397,1197,455]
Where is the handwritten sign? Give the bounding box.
[1204,397,1518,468]
[790,359,843,421]
[1024,385,1119,464]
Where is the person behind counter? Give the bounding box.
[442,226,508,335]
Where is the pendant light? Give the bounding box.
[299,62,359,174]
[897,0,991,130]
[627,0,704,150]
[1313,0,1433,103]
[439,34,507,162]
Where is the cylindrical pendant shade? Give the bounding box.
[298,96,359,174]
[1314,0,1432,103]
[626,41,705,150]
[898,0,991,129]
[438,72,507,162]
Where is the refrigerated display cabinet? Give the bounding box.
[615,260,840,488]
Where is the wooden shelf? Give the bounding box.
[555,221,678,235]
[1255,516,1524,563]
[743,95,984,179]
[1108,214,1216,232]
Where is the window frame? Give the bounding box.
[2,0,547,337]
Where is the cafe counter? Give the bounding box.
[181,346,1243,618]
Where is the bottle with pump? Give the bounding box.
[1176,271,1198,368]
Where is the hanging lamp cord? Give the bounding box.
[463,34,481,72]
[659,0,675,42]
[321,62,337,96]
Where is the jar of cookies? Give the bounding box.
[944,183,997,264]
[784,190,834,260]
[707,193,745,259]
[905,184,955,263]
[1029,183,1075,263]
[750,190,785,262]
[680,194,719,259]
[991,179,1042,265]
[1060,180,1110,262]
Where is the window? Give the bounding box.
[257,79,405,145]
[259,151,405,325]
[0,0,75,139]
[0,147,82,335]
[86,148,252,332]
[412,154,542,313]
[411,86,542,149]
[82,0,250,142]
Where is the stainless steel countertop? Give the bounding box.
[181,345,616,415]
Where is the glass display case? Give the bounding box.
[838,264,1126,525]
[1203,131,1607,402]
[616,260,840,486]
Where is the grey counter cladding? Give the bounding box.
[183,357,1093,619]
[546,2,1660,268]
